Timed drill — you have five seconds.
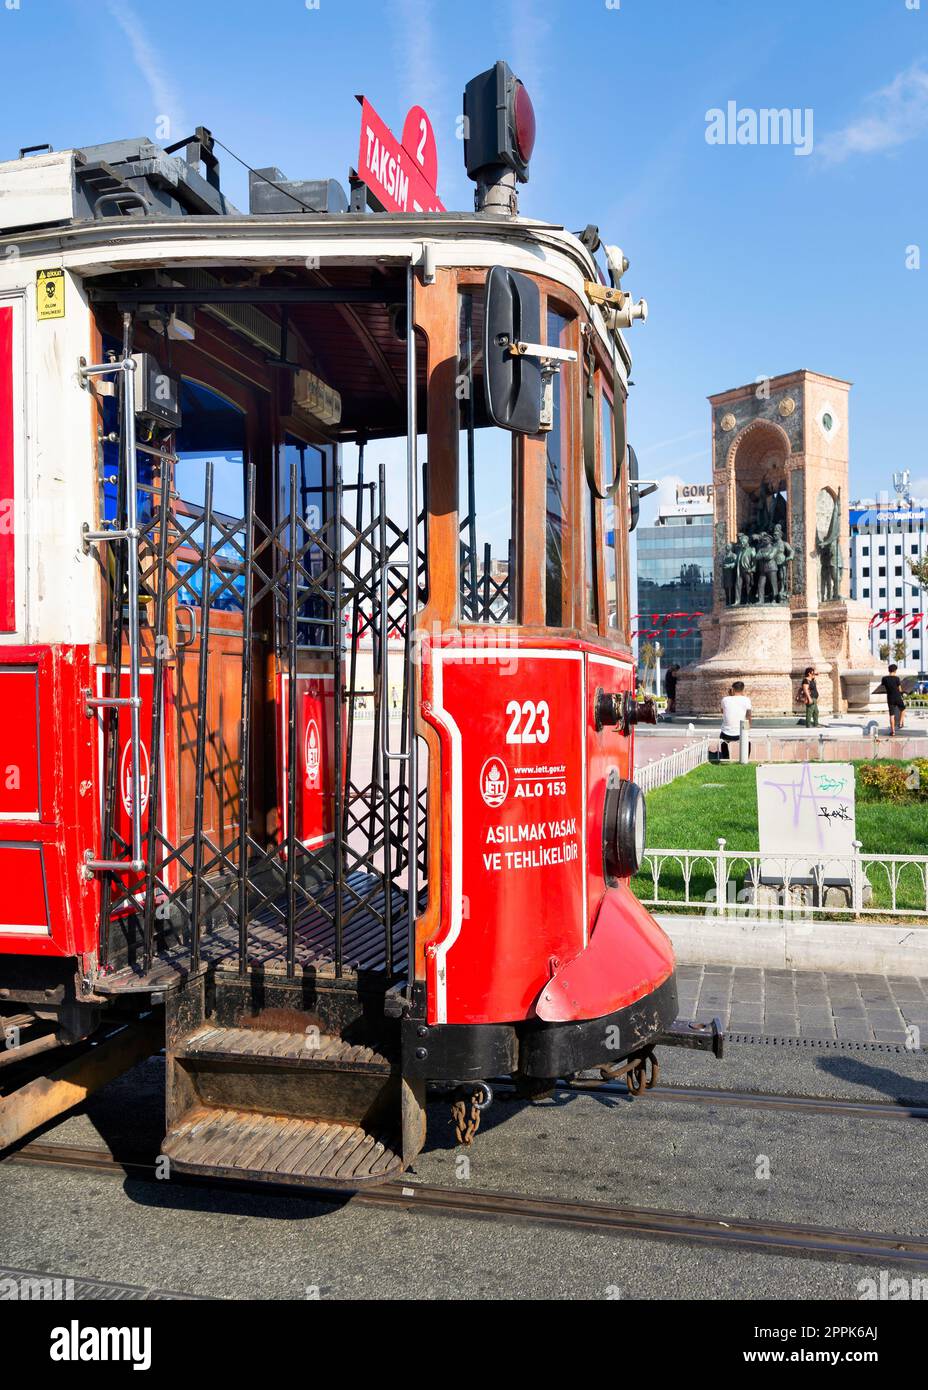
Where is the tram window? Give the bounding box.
[279,435,331,648]
[601,392,620,629]
[174,381,246,516]
[173,381,247,612]
[584,407,597,627]
[545,309,572,627]
[457,291,517,624]
[99,334,154,527]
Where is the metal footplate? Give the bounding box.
[163,1108,403,1188]
[163,1025,404,1190]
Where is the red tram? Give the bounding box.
[0,64,720,1184]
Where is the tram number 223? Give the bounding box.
[505,700,550,745]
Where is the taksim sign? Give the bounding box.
[357,98,445,213]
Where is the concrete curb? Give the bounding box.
[656,912,928,976]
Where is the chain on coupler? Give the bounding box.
[451,1081,493,1145]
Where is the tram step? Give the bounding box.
[166,1026,403,1185]
[162,1106,403,1188]
[176,1025,394,1072]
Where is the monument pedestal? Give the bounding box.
[677,606,826,717]
[819,600,885,713]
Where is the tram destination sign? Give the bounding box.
[356,97,445,213]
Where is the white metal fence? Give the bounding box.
[636,840,928,919]
[635,738,712,794]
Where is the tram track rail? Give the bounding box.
[8,1137,928,1271]
[562,1081,928,1121]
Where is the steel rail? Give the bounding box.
[9,1140,928,1269]
[556,1080,928,1122]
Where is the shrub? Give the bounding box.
[858,759,928,803]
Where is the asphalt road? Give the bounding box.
[2,1040,926,1300]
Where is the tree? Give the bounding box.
[638,640,657,694]
[910,556,928,588]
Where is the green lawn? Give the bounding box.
[633,761,928,913]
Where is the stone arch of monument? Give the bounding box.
[724,419,792,540]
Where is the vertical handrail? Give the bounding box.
[378,466,394,975]
[121,325,144,871]
[343,445,365,835]
[404,264,419,988]
[189,461,215,974]
[464,292,478,620]
[237,463,256,976]
[285,462,299,977]
[141,444,173,971]
[333,456,345,978]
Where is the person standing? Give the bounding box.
[664,664,681,714]
[719,680,752,760]
[877,664,906,735]
[797,666,819,727]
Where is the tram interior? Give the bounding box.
[91,263,443,986]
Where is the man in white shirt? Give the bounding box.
[719,681,751,759]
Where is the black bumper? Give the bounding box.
[403,973,680,1081]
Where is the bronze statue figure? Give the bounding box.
[772,523,793,602]
[753,531,779,605]
[733,532,755,605]
[722,542,738,606]
[816,490,844,603]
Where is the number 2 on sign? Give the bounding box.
[506,700,550,744]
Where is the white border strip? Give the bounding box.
[429,648,586,1024]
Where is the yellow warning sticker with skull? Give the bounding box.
[36,267,65,321]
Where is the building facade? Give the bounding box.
[635,486,714,669]
[849,480,927,674]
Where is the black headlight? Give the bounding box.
[602,771,646,883]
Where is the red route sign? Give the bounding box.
[357,96,445,213]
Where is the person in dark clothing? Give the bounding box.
[797,666,819,727]
[664,664,681,714]
[877,663,906,735]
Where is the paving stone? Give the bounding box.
[864,1009,905,1026]
[796,1011,834,1027]
[835,1022,874,1041]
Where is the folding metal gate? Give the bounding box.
[86,312,424,990]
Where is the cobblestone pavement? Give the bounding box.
[676,965,928,1045]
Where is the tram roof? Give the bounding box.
[0,142,631,369]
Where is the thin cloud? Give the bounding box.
[640,428,705,456]
[817,61,928,164]
[105,0,185,129]
[508,0,552,107]
[394,0,443,120]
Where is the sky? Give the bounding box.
[1,0,926,526]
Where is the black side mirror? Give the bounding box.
[627,442,640,533]
[483,265,542,433]
[627,444,656,533]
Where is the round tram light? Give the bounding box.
[513,82,536,165]
[602,772,646,884]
